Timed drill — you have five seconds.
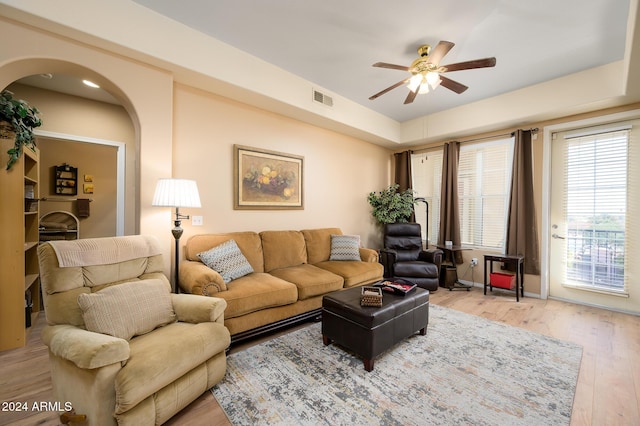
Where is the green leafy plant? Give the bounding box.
[367,184,416,224]
[0,90,42,170]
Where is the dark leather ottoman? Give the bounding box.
[322,285,429,371]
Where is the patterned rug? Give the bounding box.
[212,305,582,425]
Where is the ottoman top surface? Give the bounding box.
[322,284,429,328]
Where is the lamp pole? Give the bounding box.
[171,207,189,294]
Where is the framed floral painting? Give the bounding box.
[234,145,304,210]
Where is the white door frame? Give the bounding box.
[541,108,640,300]
[34,129,126,236]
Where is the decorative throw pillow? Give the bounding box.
[197,239,254,284]
[77,279,176,340]
[329,234,361,261]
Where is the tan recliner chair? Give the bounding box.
[38,235,230,425]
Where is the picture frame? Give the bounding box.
[83,183,94,194]
[234,144,303,210]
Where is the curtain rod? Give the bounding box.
[410,127,539,154]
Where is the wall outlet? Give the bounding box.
[192,215,203,226]
[470,258,478,267]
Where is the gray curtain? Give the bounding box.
[506,130,540,274]
[438,142,463,264]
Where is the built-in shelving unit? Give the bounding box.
[0,139,40,351]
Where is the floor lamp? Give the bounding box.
[152,178,201,293]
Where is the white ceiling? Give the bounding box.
[125,0,630,123]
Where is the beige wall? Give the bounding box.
[0,16,393,279]
[1,16,174,273]
[38,138,118,238]
[172,84,392,249]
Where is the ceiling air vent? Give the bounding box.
[313,89,333,107]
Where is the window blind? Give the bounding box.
[562,128,629,293]
[458,138,513,249]
[411,149,443,244]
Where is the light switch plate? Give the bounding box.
[192,215,203,226]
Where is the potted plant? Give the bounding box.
[367,184,416,225]
[0,90,42,170]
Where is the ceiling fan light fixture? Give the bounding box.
[409,72,438,94]
[370,40,496,104]
[426,71,441,89]
[408,74,422,92]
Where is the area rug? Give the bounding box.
[212,305,582,425]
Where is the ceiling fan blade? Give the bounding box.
[404,88,418,104]
[372,62,410,71]
[439,75,468,94]
[428,40,455,65]
[441,57,496,73]
[369,78,410,100]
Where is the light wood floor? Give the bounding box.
[1,287,639,425]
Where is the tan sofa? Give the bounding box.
[180,228,384,342]
[38,236,230,426]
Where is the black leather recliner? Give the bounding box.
[379,223,443,291]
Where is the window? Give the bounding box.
[411,139,513,248]
[411,149,442,244]
[458,138,514,249]
[562,127,629,293]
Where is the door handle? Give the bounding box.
[552,233,565,239]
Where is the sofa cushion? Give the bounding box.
[77,279,176,340]
[260,230,307,272]
[269,264,344,300]
[302,228,343,264]
[185,232,265,273]
[329,234,361,261]
[315,261,384,288]
[114,321,230,414]
[197,239,254,284]
[214,272,298,319]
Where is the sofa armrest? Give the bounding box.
[359,247,379,263]
[171,293,227,324]
[41,324,129,369]
[418,248,443,268]
[179,260,227,295]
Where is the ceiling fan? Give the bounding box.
[369,41,496,104]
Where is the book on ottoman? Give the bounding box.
[375,279,417,295]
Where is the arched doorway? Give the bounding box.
[1,60,139,236]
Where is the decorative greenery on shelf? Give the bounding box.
[0,90,42,170]
[367,184,416,224]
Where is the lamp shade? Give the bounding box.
[152,178,201,208]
